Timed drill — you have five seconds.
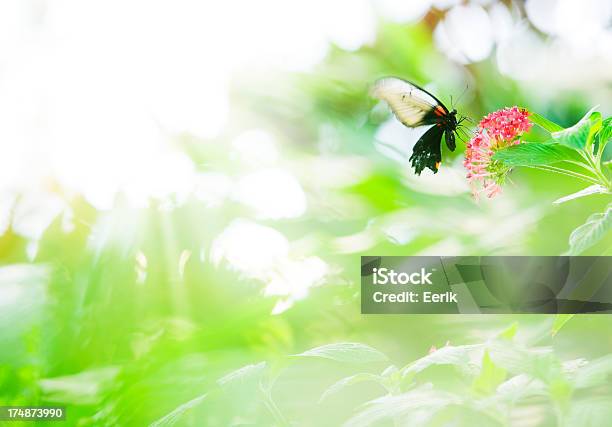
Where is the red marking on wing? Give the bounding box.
[434,106,446,117]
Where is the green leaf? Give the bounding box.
[343,385,460,427]
[472,351,507,395]
[149,394,208,427]
[549,378,573,411]
[567,204,612,255]
[488,342,565,384]
[39,367,120,405]
[401,344,481,377]
[562,358,589,374]
[552,108,602,150]
[497,322,518,340]
[496,374,547,402]
[319,373,383,403]
[527,111,564,133]
[553,185,609,205]
[551,314,575,337]
[566,397,612,427]
[293,342,388,363]
[150,363,267,427]
[492,143,578,166]
[217,362,267,388]
[574,354,612,388]
[597,117,612,145]
[381,365,399,378]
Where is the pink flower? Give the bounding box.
[464,107,532,199]
[478,106,532,141]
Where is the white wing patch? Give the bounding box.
[370,78,441,127]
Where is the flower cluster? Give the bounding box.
[478,107,533,140]
[464,107,532,199]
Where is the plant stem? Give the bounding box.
[582,150,612,189]
[562,159,601,175]
[260,384,290,427]
[524,165,600,185]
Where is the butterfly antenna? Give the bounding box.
[457,115,476,130]
[456,125,475,143]
[457,127,470,143]
[456,130,466,144]
[455,84,469,106]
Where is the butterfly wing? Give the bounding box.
[410,125,444,175]
[370,77,449,127]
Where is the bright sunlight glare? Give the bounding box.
[1,0,610,213]
[0,0,379,211]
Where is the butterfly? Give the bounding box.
[371,77,466,175]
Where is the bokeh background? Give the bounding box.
[1,0,611,426]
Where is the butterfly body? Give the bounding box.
[371,77,461,175]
